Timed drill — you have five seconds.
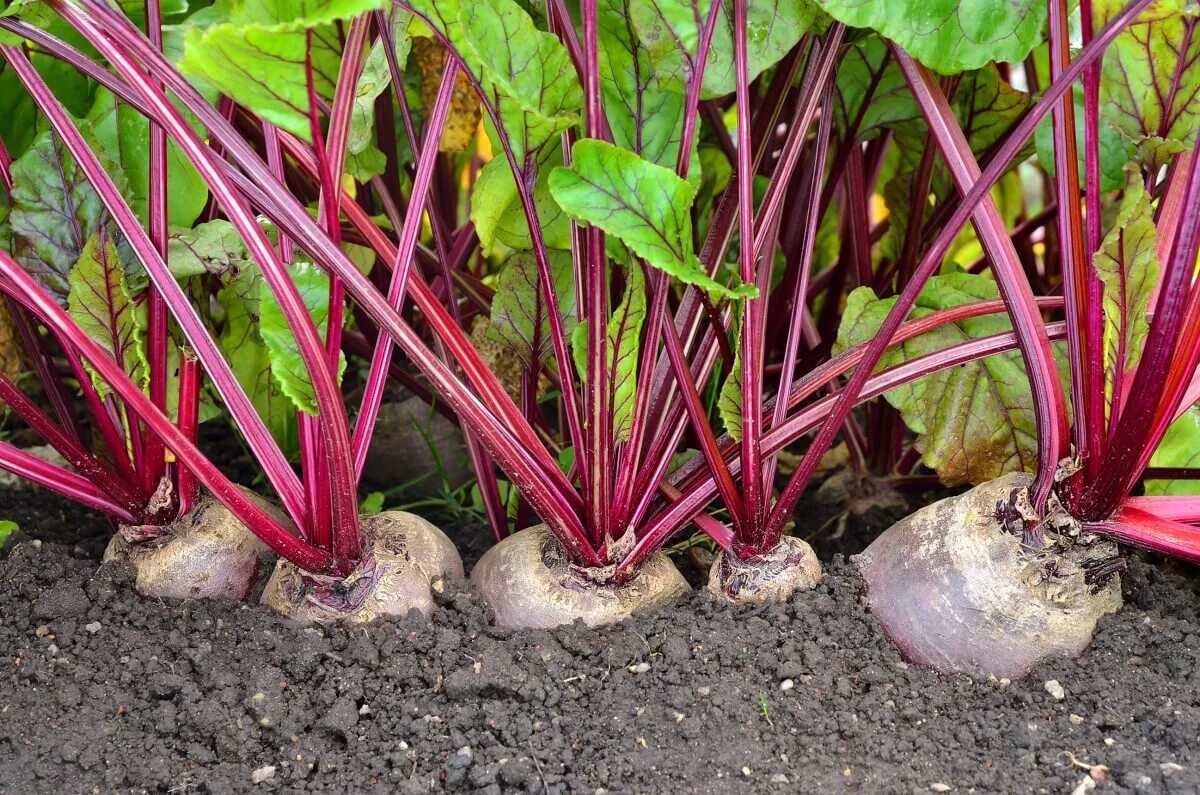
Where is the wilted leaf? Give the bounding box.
[180,0,386,141]
[411,36,482,152]
[8,130,112,304]
[67,230,147,396]
[1094,170,1158,410]
[834,273,1042,486]
[487,250,578,366]
[1095,0,1200,169]
[549,139,755,299]
[811,0,1047,74]
[258,262,346,415]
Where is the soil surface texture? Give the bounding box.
[1,482,1198,794]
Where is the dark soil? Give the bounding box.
[1,479,1199,794]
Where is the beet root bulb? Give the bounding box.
[856,472,1122,680]
[103,491,277,602]
[708,535,822,604]
[470,525,690,629]
[260,511,463,623]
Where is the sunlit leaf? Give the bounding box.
[471,150,572,252]
[1146,406,1200,496]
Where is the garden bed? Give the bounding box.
[1,484,1197,794]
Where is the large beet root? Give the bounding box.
[470,525,690,629]
[708,535,822,604]
[103,491,278,602]
[260,511,463,623]
[856,473,1122,680]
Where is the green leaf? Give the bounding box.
[599,0,698,176]
[834,273,1041,486]
[566,264,647,441]
[717,347,743,442]
[1146,406,1200,496]
[1034,87,1135,193]
[811,0,1047,74]
[347,12,412,160]
[360,491,386,514]
[179,0,386,141]
[454,0,582,161]
[487,250,578,366]
[470,150,572,252]
[1096,0,1200,170]
[215,267,299,455]
[167,220,252,279]
[549,140,756,299]
[607,263,646,441]
[833,36,923,145]
[630,0,824,99]
[0,520,17,549]
[8,130,112,303]
[258,262,346,415]
[1094,169,1159,411]
[84,88,210,228]
[67,231,148,397]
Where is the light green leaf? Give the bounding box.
[67,231,148,396]
[549,140,755,299]
[471,150,572,252]
[630,0,824,99]
[179,0,385,141]
[811,0,1047,74]
[717,347,743,442]
[608,263,646,441]
[258,262,347,415]
[215,268,299,454]
[487,250,578,366]
[167,220,252,279]
[1096,0,1200,170]
[1095,170,1158,411]
[0,520,17,548]
[84,88,210,228]
[1146,406,1200,496]
[566,264,647,441]
[834,273,1041,486]
[8,130,113,303]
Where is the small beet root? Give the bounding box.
[856,472,1122,680]
[260,511,463,623]
[470,525,690,629]
[103,491,277,602]
[707,535,822,604]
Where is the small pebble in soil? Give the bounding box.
[1161,762,1185,776]
[250,765,276,784]
[1044,680,1066,701]
[629,662,651,674]
[930,784,952,792]
[779,679,794,691]
[1069,714,1084,724]
[83,621,101,634]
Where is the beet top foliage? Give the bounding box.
[0,0,1196,638]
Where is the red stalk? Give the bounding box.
[0,441,137,521]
